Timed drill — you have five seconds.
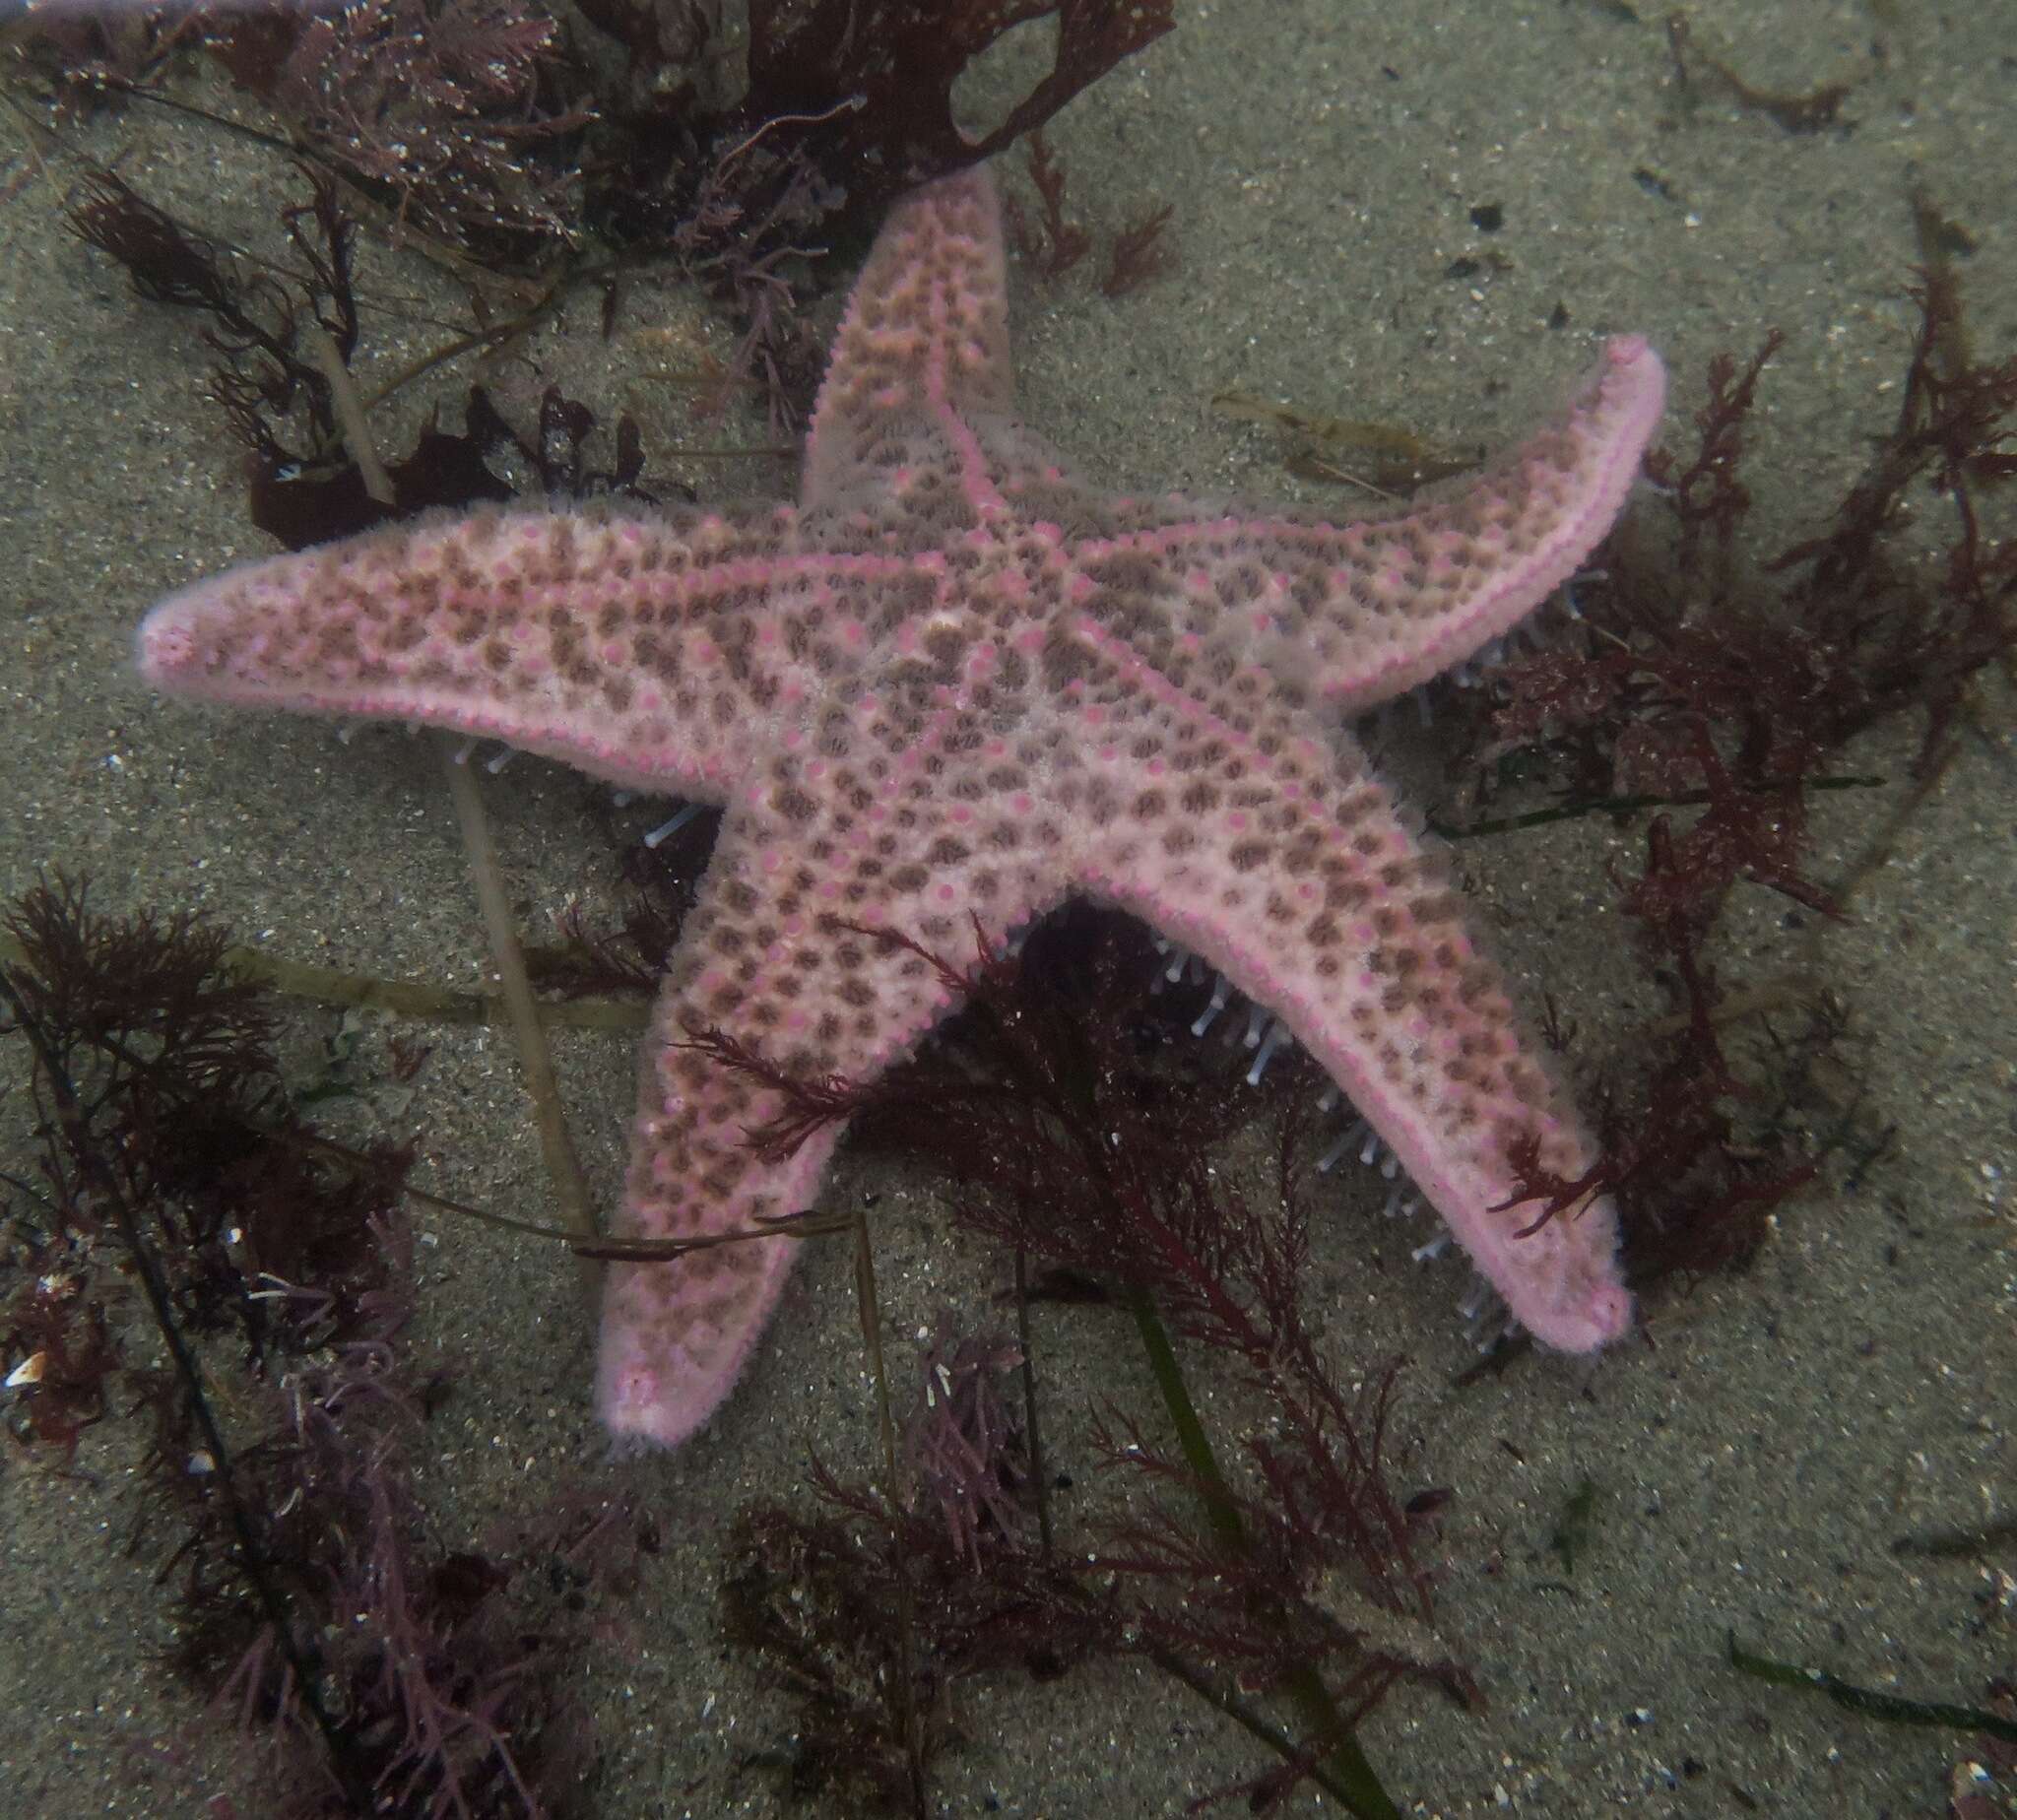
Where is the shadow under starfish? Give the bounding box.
[136,163,1664,1447]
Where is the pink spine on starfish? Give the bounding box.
[1055,617,1631,1352]
[1077,336,1667,715]
[592,827,1070,1451]
[134,506,808,795]
[1304,335,1666,711]
[802,165,1015,524]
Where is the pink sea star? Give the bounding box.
[138,166,1665,1448]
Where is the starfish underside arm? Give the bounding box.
[1074,337,1668,713]
[598,694,1074,1447]
[134,504,950,797]
[1047,616,1631,1351]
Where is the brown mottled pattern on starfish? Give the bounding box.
[137,164,1664,1448]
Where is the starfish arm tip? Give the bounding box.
[134,601,187,686]
[595,1342,720,1451]
[1595,332,1669,481]
[1490,1193,1634,1353]
[594,1259,784,1451]
[1528,1275,1636,1354]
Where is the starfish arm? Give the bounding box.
[1051,617,1631,1352]
[1074,337,1667,712]
[598,695,1074,1447]
[803,167,1031,529]
[134,503,935,798]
